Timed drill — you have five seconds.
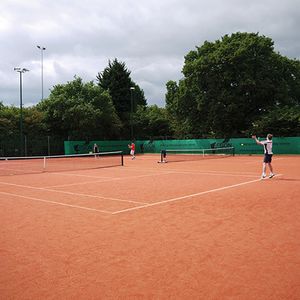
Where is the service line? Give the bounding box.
[0,191,112,214]
[112,175,282,215]
[0,181,147,205]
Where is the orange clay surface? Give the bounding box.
[0,154,299,299]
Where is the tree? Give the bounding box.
[37,76,122,140]
[250,105,300,136]
[0,103,54,156]
[165,80,202,137]
[23,107,47,136]
[0,103,19,138]
[167,32,300,137]
[133,105,172,139]
[96,59,147,119]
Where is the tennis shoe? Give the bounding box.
[261,174,266,179]
[269,173,275,178]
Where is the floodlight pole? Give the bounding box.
[14,67,29,156]
[130,87,135,140]
[37,45,46,100]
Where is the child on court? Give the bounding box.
[93,143,99,154]
[252,134,275,179]
[129,142,135,159]
[160,149,167,163]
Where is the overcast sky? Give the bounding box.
[1,0,300,107]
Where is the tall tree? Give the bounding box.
[166,32,300,137]
[165,80,202,137]
[37,76,121,140]
[96,59,147,118]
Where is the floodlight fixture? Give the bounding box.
[37,45,46,99]
[14,67,29,156]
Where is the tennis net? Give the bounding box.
[0,151,124,176]
[160,147,235,163]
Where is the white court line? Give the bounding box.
[0,191,112,214]
[122,166,259,177]
[112,175,283,215]
[47,168,257,189]
[49,172,114,179]
[44,168,259,189]
[0,181,148,205]
[45,178,123,188]
[165,170,258,178]
[45,171,174,188]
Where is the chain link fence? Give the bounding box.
[0,135,65,157]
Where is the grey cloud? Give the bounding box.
[1,0,300,107]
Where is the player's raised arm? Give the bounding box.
[252,135,262,145]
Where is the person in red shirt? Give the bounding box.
[128,142,136,160]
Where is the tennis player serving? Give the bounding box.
[252,134,275,179]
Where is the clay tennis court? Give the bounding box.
[0,154,299,299]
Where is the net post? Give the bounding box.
[121,152,124,166]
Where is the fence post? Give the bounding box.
[24,135,27,157]
[47,136,50,156]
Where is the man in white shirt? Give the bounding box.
[252,134,275,179]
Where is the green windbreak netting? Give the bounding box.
[64,140,148,155]
[155,137,300,154]
[231,137,300,154]
[64,137,300,155]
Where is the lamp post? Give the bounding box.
[14,67,29,156]
[37,45,46,100]
[130,87,135,140]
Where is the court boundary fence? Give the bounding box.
[64,137,300,155]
